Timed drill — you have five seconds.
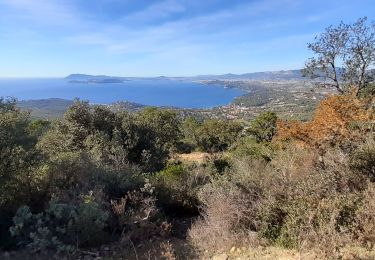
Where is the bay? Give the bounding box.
[0,78,243,108]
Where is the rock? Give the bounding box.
[212,253,229,260]
[230,246,236,253]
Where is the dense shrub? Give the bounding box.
[350,137,375,181]
[247,111,277,142]
[2,94,375,258]
[189,143,374,257]
[195,120,243,152]
[277,95,373,148]
[181,117,200,149]
[10,198,109,254]
[0,98,38,208]
[229,136,273,161]
[0,98,42,247]
[39,101,181,172]
[151,163,210,217]
[189,186,259,253]
[0,99,184,253]
[189,159,268,253]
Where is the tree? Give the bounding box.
[247,112,277,142]
[182,116,200,142]
[196,120,243,152]
[303,17,375,96]
[39,104,181,173]
[134,108,181,171]
[136,107,181,150]
[62,99,93,150]
[0,98,36,207]
[346,17,375,92]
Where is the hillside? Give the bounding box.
[191,69,304,81]
[2,94,375,260]
[18,98,147,119]
[17,98,74,119]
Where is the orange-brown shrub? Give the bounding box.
[277,95,374,148]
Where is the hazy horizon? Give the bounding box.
[0,68,305,79]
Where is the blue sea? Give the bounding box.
[0,78,243,108]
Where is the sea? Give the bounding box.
[0,78,244,108]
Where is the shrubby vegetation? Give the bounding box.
[1,91,374,259]
[1,18,375,259]
[180,116,243,153]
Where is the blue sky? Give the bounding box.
[0,0,374,77]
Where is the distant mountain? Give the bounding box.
[66,69,305,82]
[191,70,304,81]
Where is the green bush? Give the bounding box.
[247,111,277,142]
[10,198,109,254]
[152,163,210,216]
[229,136,273,161]
[0,98,38,208]
[350,138,375,181]
[195,120,243,152]
[38,101,181,173]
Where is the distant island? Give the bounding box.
[68,79,124,84]
[65,74,128,84]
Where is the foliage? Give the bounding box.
[179,116,200,151]
[151,163,210,216]
[354,183,375,248]
[0,99,182,252]
[303,17,375,96]
[195,119,243,152]
[2,85,375,258]
[276,95,373,148]
[38,100,181,172]
[189,144,374,257]
[0,98,37,207]
[350,137,375,181]
[229,136,273,161]
[247,111,278,142]
[10,198,109,254]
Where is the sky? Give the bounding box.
[0,0,374,77]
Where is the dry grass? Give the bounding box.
[174,152,211,164]
[189,142,375,259]
[210,245,375,260]
[355,183,375,249]
[188,190,261,254]
[188,160,268,254]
